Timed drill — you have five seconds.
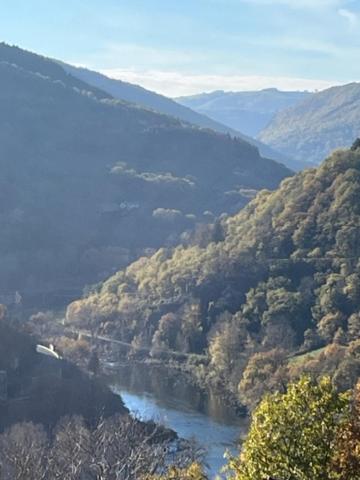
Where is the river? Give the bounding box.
[107,363,248,478]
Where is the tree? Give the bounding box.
[238,349,288,409]
[0,415,200,480]
[333,327,347,346]
[227,376,350,480]
[208,313,248,379]
[88,350,100,375]
[318,312,346,343]
[331,381,360,479]
[144,463,207,480]
[303,328,322,350]
[347,313,360,341]
[0,422,49,480]
[351,138,360,151]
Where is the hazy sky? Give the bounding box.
[1,0,360,96]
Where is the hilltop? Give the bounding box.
[259,82,360,164]
[176,88,310,138]
[62,64,290,166]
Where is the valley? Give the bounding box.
[1,5,360,474]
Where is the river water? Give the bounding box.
[108,363,248,478]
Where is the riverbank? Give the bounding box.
[105,362,249,478]
[99,345,246,418]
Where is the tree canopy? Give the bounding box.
[68,147,360,404]
[226,376,351,480]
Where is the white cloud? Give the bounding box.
[338,8,358,29]
[99,68,339,97]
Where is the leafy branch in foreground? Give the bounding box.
[225,376,351,480]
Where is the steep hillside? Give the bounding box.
[259,83,360,164]
[67,144,360,402]
[176,88,310,137]
[62,63,291,166]
[0,316,124,430]
[0,43,291,298]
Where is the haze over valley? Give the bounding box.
[1,1,360,478]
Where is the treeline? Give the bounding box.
[1,376,359,479]
[0,414,200,480]
[67,144,360,406]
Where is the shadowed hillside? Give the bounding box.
[0,43,291,298]
[62,63,292,166]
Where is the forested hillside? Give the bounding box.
[63,63,288,166]
[0,43,291,296]
[0,310,124,430]
[176,88,310,137]
[259,82,360,164]
[67,144,360,405]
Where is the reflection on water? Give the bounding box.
[108,363,247,478]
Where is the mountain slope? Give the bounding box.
[0,318,124,430]
[0,43,291,298]
[0,42,110,99]
[61,63,292,166]
[67,145,360,399]
[259,83,360,164]
[176,88,310,137]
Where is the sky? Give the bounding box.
[1,0,360,96]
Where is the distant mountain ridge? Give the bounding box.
[61,63,297,168]
[176,88,310,138]
[258,82,360,164]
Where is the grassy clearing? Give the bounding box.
[288,347,327,366]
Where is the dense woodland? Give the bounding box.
[0,43,290,298]
[1,40,360,479]
[68,145,360,408]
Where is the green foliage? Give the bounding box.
[289,341,360,393]
[68,146,360,403]
[144,463,208,480]
[331,381,360,479]
[259,83,360,164]
[226,376,350,480]
[238,349,288,409]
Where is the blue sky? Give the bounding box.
[1,0,360,96]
